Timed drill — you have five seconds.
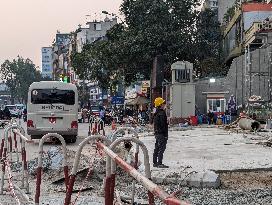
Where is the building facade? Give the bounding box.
[86,17,117,43]
[76,28,89,53]
[203,0,219,11]
[52,33,72,81]
[41,47,53,79]
[77,17,118,105]
[217,0,236,24]
[196,45,272,114]
[222,1,272,64]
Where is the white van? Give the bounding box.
[27,81,78,143]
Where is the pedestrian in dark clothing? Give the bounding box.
[0,109,4,120]
[153,97,169,168]
[3,107,11,120]
[207,110,214,125]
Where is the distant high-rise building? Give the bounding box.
[41,47,53,79]
[203,0,219,11]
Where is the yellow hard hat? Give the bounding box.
[154,97,165,107]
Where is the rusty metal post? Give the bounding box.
[105,155,112,205]
[12,129,29,190]
[0,139,4,159]
[94,121,98,134]
[64,135,111,205]
[14,129,33,193]
[35,133,68,205]
[13,132,19,162]
[7,129,13,162]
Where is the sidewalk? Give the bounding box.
[137,127,272,187]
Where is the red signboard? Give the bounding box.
[242,3,272,12]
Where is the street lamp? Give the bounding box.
[209,78,216,83]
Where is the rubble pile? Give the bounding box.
[248,95,263,102]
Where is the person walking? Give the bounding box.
[3,107,11,120]
[153,97,169,168]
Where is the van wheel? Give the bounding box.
[66,136,77,143]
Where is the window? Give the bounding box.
[94,23,102,31]
[207,98,226,113]
[31,89,75,105]
[175,69,191,83]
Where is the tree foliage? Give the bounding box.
[0,57,43,103]
[72,0,201,87]
[194,8,223,77]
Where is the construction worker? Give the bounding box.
[153,97,169,168]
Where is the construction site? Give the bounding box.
[0,115,272,205]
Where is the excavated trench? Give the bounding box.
[216,168,272,190]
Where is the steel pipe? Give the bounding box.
[98,141,189,205]
[35,133,68,205]
[64,135,111,205]
[108,136,153,204]
[238,118,261,131]
[110,127,140,204]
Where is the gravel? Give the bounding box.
[177,187,272,205]
[115,181,272,205]
[112,169,272,205]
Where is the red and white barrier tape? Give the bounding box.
[5,159,21,205]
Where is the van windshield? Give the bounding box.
[31,89,75,105]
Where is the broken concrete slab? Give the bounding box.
[187,171,220,188]
[202,170,221,188]
[151,170,220,188]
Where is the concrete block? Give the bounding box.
[152,170,220,188]
[188,172,203,187]
[202,170,221,188]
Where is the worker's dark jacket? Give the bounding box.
[154,108,168,138]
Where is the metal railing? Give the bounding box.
[0,122,190,205]
[0,123,31,194]
[111,127,140,204]
[64,135,111,205]
[97,138,188,205]
[35,133,68,205]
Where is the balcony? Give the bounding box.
[244,22,263,46]
[223,8,242,37]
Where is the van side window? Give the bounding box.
[31,89,75,105]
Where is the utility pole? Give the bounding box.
[248,45,252,98]
[269,48,272,102]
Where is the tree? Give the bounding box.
[72,0,201,86]
[0,57,43,103]
[194,8,223,77]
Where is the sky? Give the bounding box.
[0,0,122,68]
